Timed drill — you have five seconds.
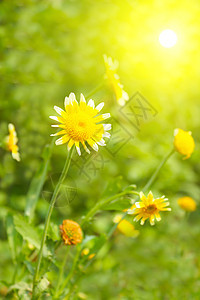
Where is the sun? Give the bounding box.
[159,29,177,48]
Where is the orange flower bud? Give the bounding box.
[59,220,83,245]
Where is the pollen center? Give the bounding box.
[64,112,100,142]
[78,121,86,127]
[146,204,157,214]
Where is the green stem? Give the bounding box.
[32,147,74,299]
[59,246,81,297]
[54,247,70,298]
[12,263,18,284]
[81,190,139,227]
[143,148,175,192]
[85,81,104,99]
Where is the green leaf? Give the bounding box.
[34,277,50,297]
[6,214,21,263]
[24,260,35,275]
[103,198,131,211]
[25,142,54,222]
[47,222,60,242]
[8,281,31,293]
[83,234,107,254]
[14,214,51,257]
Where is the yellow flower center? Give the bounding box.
[64,112,102,142]
[146,204,157,214]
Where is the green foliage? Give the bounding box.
[0,0,200,299]
[14,214,51,257]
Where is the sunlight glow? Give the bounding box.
[159,29,178,48]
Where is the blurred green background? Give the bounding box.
[0,0,200,299]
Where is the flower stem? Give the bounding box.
[81,190,139,227]
[143,148,175,192]
[85,81,104,99]
[32,147,74,299]
[58,246,81,297]
[54,247,70,298]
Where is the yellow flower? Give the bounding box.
[103,54,129,106]
[88,253,95,260]
[59,219,83,246]
[50,93,111,156]
[174,128,195,159]
[128,191,171,226]
[178,196,197,212]
[5,123,20,161]
[81,248,90,256]
[113,214,139,237]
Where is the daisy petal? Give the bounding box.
[88,99,95,108]
[55,135,70,145]
[103,124,112,131]
[95,102,104,112]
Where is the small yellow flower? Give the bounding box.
[174,128,195,159]
[178,196,197,212]
[88,253,95,260]
[5,123,20,161]
[59,219,83,246]
[113,214,139,237]
[50,93,111,156]
[128,191,171,226]
[103,54,129,106]
[81,248,90,256]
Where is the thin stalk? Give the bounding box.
[58,246,81,297]
[85,81,104,99]
[143,148,175,192]
[54,247,70,298]
[81,190,139,227]
[32,147,74,299]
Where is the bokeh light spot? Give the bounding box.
[159,29,178,48]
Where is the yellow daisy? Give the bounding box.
[178,196,197,212]
[128,191,171,226]
[5,123,20,161]
[103,54,129,106]
[50,93,111,155]
[174,128,195,159]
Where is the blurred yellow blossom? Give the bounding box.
[128,191,171,226]
[5,123,20,161]
[178,196,197,212]
[81,248,90,256]
[59,219,83,246]
[50,93,111,156]
[88,253,95,260]
[174,128,195,159]
[113,214,139,237]
[103,54,129,106]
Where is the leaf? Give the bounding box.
[103,198,131,211]
[83,234,107,254]
[25,142,54,222]
[47,222,60,242]
[8,282,31,293]
[24,260,35,275]
[14,214,51,257]
[6,214,21,263]
[34,277,50,297]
